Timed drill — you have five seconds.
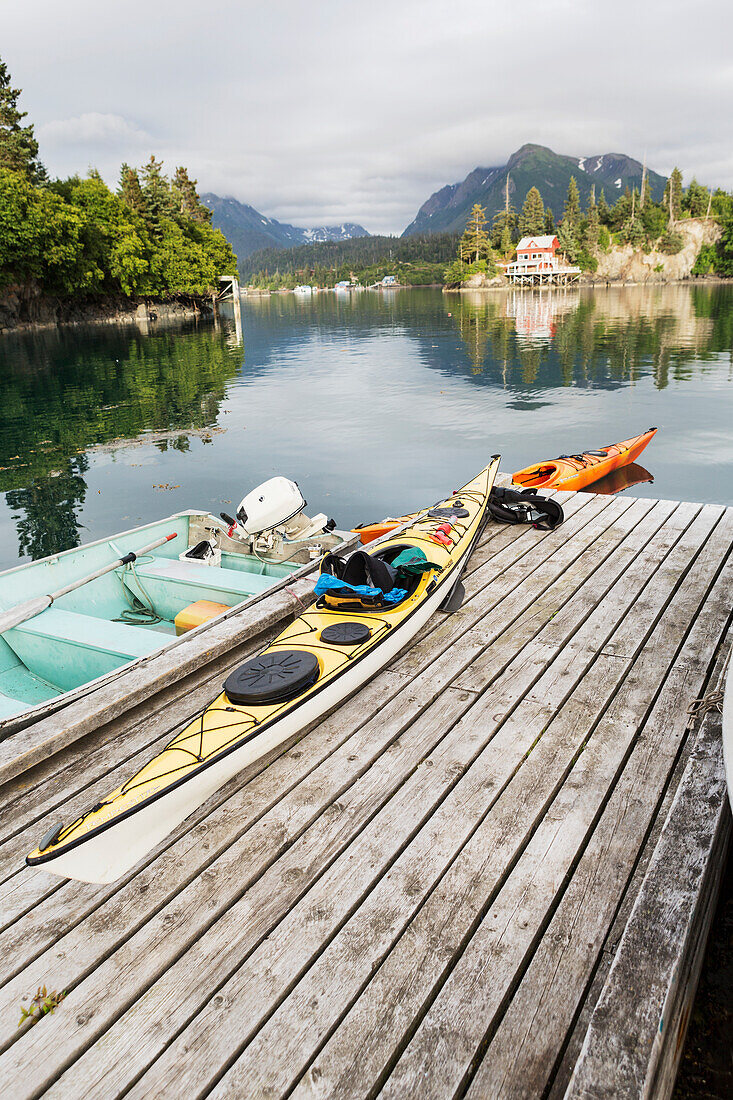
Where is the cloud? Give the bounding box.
[3,0,732,234]
[38,113,150,148]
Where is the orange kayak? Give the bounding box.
[511,428,657,492]
[352,514,418,545]
[355,428,658,543]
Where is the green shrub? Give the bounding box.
[691,244,717,275]
[443,258,496,287]
[576,247,598,272]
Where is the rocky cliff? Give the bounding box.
[593,219,721,282]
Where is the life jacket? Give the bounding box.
[318,549,404,609]
[488,487,564,531]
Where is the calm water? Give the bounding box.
[0,284,731,571]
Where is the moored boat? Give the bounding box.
[511,428,657,492]
[27,457,500,883]
[0,478,347,732]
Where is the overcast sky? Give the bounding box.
[4,0,732,234]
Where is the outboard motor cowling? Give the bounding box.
[236,477,307,536]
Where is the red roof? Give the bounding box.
[516,235,559,254]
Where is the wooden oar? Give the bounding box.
[0,532,178,634]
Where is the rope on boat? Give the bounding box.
[113,556,163,625]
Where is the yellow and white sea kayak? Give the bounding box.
[28,457,501,884]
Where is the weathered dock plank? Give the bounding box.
[52,502,709,1097]
[564,632,733,1100]
[0,499,642,1087]
[0,490,729,1100]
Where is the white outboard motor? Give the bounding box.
[236,477,308,536]
[181,476,339,569]
[220,476,335,560]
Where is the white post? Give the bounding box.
[231,274,243,345]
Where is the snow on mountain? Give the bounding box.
[403,145,667,236]
[201,194,369,261]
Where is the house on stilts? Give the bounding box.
[502,235,581,285]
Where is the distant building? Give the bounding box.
[502,235,580,285]
[381,275,397,286]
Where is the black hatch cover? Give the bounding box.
[224,650,320,705]
[428,506,470,520]
[320,622,372,646]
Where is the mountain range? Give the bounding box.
[201,194,369,260]
[402,144,668,236]
[204,144,670,268]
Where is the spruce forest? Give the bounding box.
[0,58,237,299]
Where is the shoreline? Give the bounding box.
[2,278,730,334]
[0,289,215,336]
[443,274,732,294]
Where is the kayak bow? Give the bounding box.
[28,457,501,883]
[511,428,657,492]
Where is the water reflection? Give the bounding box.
[585,462,654,496]
[0,320,241,558]
[0,285,730,568]
[6,455,89,560]
[449,284,732,391]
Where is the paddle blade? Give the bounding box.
[440,580,465,614]
[0,595,53,634]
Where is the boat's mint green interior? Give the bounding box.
[0,514,298,724]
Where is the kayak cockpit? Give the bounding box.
[512,464,559,488]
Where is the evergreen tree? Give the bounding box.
[0,57,45,183]
[563,176,581,230]
[557,218,578,263]
[619,216,646,248]
[518,187,545,237]
[118,163,145,214]
[683,177,709,218]
[641,200,668,239]
[459,203,491,263]
[491,205,517,249]
[140,156,174,232]
[171,166,211,223]
[666,167,683,223]
[543,208,555,234]
[584,201,600,253]
[610,187,633,230]
[597,188,611,225]
[500,221,513,258]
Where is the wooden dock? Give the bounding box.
[0,486,730,1099]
